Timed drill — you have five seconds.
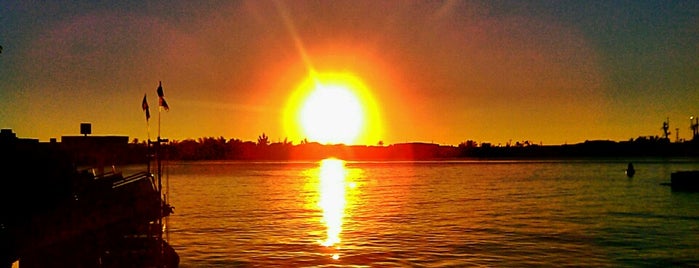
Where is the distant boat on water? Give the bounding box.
[666,170,699,192]
[625,162,635,178]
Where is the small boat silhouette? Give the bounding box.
[626,162,635,177]
[667,170,699,192]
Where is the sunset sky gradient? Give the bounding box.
[1,1,697,145]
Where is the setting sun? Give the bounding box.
[300,84,362,144]
[284,72,382,145]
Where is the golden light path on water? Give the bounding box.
[315,158,353,260]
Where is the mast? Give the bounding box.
[155,80,171,267]
[143,93,152,174]
[142,81,177,267]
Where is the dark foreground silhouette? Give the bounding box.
[0,130,178,268]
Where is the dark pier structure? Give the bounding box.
[0,127,178,267]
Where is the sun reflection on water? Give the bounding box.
[306,158,363,261]
[317,158,346,248]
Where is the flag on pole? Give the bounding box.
[157,81,169,111]
[142,94,150,120]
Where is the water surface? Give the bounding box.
[155,158,699,267]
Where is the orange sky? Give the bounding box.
[1,1,697,145]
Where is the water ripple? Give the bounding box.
[162,160,699,267]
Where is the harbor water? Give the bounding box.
[153,158,699,267]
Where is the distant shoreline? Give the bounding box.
[157,138,699,161]
[3,129,698,164]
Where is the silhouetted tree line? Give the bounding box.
[6,129,698,166]
[124,134,699,162]
[119,134,459,161]
[458,137,699,159]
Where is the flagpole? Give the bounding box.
[143,80,171,267]
[146,117,151,174]
[158,96,162,194]
[143,93,152,174]
[156,81,163,194]
[157,81,162,196]
[156,81,163,267]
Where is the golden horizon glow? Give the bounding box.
[284,72,382,145]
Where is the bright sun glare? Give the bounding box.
[300,84,363,144]
[284,72,381,145]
